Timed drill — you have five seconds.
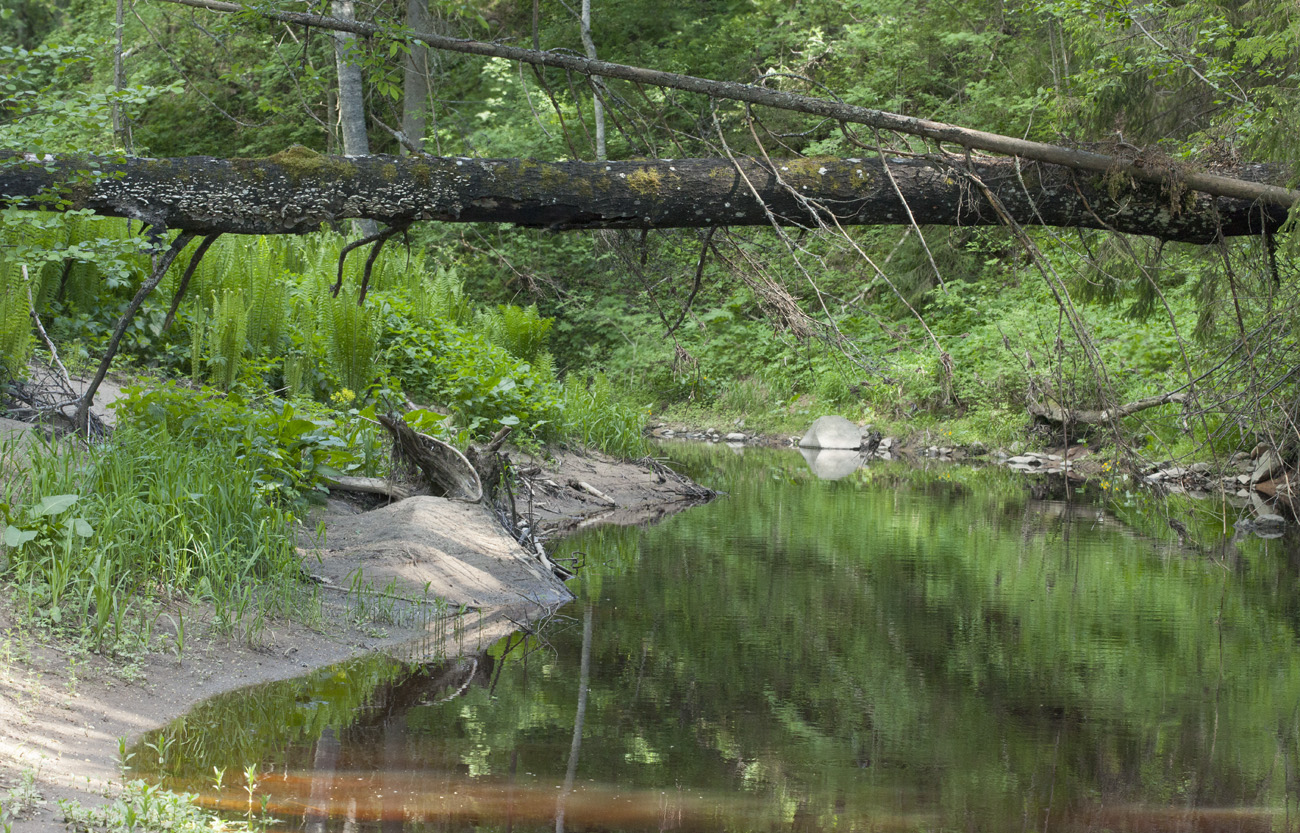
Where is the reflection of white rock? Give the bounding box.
[798,415,862,449]
[800,447,864,480]
[726,441,745,455]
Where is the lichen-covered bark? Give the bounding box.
[0,150,1286,242]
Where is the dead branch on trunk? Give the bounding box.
[162,233,221,332]
[73,231,195,435]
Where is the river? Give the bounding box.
[132,443,1300,832]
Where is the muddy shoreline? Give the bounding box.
[0,448,710,832]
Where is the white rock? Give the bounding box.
[724,432,746,442]
[798,415,863,450]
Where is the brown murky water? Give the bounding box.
[135,446,1300,832]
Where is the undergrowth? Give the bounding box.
[0,415,308,653]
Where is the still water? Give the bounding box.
[135,444,1300,832]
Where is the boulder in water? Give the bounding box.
[798,415,863,450]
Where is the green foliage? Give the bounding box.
[557,372,649,458]
[384,316,559,442]
[59,780,267,833]
[112,383,383,500]
[0,417,303,651]
[475,303,554,365]
[322,288,382,396]
[0,252,35,381]
[206,288,248,391]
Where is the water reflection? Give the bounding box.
[135,447,1300,832]
[798,447,865,480]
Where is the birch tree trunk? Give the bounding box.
[579,0,605,161]
[401,0,430,155]
[331,0,378,235]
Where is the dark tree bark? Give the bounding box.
[0,151,1286,242]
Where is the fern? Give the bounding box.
[476,304,553,364]
[0,253,34,380]
[324,287,381,394]
[410,266,471,327]
[206,289,248,391]
[188,298,207,385]
[244,242,287,356]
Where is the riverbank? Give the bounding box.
[0,447,708,832]
[649,416,1296,533]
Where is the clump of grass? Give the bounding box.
[1,419,305,652]
[0,768,44,830]
[557,373,649,458]
[59,780,268,832]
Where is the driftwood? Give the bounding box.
[570,479,616,506]
[323,474,414,500]
[376,413,483,501]
[1030,392,1189,425]
[464,426,514,504]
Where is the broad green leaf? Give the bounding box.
[4,525,38,547]
[33,493,79,516]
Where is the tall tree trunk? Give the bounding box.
[111,0,131,150]
[579,0,605,161]
[331,0,378,235]
[401,0,430,155]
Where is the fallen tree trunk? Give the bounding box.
[1030,392,1189,425]
[1,151,1284,242]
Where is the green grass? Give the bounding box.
[557,372,650,458]
[59,780,270,832]
[1,418,308,654]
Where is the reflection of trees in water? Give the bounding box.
[139,451,1300,831]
